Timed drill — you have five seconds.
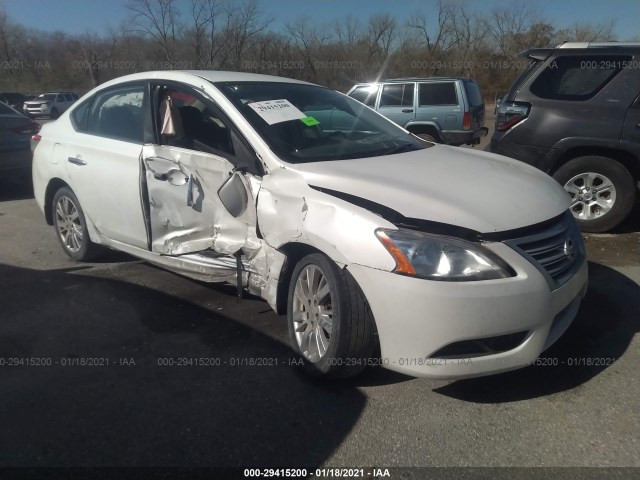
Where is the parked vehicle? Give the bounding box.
[490,41,640,232]
[32,71,587,379]
[0,101,40,178]
[347,77,488,145]
[0,92,28,111]
[23,92,78,119]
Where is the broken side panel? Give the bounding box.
[141,144,258,256]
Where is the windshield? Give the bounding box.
[215,82,427,163]
[38,94,57,101]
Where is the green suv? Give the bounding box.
[347,77,488,145]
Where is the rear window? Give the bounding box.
[418,83,458,106]
[530,55,631,101]
[379,83,414,107]
[349,85,379,107]
[464,82,483,107]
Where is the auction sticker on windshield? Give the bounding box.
[247,99,306,124]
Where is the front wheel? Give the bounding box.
[553,156,636,233]
[287,253,377,378]
[52,187,101,261]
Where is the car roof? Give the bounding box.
[352,77,473,86]
[94,70,315,91]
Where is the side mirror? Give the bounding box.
[217,171,248,218]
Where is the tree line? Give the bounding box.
[0,0,625,100]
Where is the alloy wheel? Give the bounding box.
[291,264,334,362]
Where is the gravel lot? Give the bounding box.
[0,132,639,478]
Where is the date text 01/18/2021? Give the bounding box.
[243,467,391,478]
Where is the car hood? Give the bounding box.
[290,145,569,233]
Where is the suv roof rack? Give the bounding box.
[383,76,472,82]
[557,41,640,48]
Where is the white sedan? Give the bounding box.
[32,71,588,379]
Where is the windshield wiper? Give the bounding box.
[384,142,420,155]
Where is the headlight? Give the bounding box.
[376,228,514,281]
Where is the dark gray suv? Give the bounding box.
[491,42,640,232]
[347,77,487,146]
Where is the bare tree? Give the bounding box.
[126,0,180,65]
[554,20,617,43]
[225,0,272,67]
[407,0,456,59]
[286,17,331,78]
[334,15,362,52]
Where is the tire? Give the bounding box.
[417,133,437,143]
[50,107,59,119]
[52,187,101,261]
[553,156,636,233]
[287,253,377,379]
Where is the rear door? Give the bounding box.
[621,93,640,158]
[415,81,461,132]
[377,83,416,126]
[64,83,148,248]
[142,82,260,256]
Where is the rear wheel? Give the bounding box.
[52,187,101,261]
[287,253,376,378]
[553,156,636,233]
[416,133,437,143]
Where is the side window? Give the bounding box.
[65,94,74,102]
[379,83,414,107]
[158,86,234,156]
[419,83,458,106]
[349,85,379,107]
[86,85,144,142]
[530,55,631,101]
[56,94,65,102]
[71,100,91,131]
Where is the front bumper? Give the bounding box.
[347,242,588,379]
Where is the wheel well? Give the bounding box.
[554,147,640,180]
[406,124,440,141]
[274,243,324,315]
[44,178,70,225]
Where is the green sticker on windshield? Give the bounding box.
[300,116,320,126]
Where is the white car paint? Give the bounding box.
[32,70,588,379]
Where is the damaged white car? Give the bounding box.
[32,71,588,379]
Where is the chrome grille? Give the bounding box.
[504,212,585,290]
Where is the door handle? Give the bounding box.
[402,109,414,113]
[153,172,169,181]
[67,156,86,166]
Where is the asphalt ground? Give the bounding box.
[0,113,639,479]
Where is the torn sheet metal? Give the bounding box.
[256,167,398,272]
[142,144,258,256]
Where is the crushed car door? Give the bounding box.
[141,84,260,256]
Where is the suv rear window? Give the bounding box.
[530,55,632,101]
[349,85,379,107]
[464,82,483,107]
[418,83,458,106]
[380,84,414,107]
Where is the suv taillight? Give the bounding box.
[496,101,530,131]
[12,122,40,135]
[463,112,471,130]
[31,134,42,152]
